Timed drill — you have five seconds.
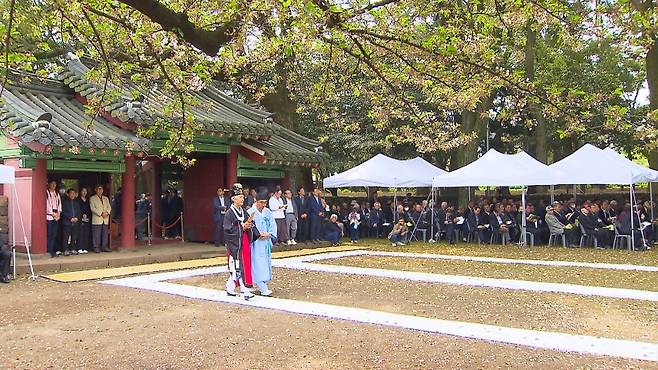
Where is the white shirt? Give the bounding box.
[269,196,285,219]
[284,197,295,214]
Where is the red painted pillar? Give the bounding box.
[121,154,136,248]
[281,171,291,191]
[226,145,238,187]
[150,160,162,237]
[31,159,47,254]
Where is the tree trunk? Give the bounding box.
[260,64,299,130]
[525,22,548,194]
[646,38,658,197]
[456,101,491,206]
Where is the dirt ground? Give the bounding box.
[317,255,658,291]
[1,277,656,369]
[178,268,658,343]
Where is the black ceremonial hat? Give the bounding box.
[231,183,243,197]
[255,187,269,201]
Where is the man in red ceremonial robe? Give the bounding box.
[223,183,254,299]
[240,221,253,288]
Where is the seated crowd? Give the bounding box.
[317,193,658,251]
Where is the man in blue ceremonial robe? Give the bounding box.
[248,190,278,297]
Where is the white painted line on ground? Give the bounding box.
[366,251,658,272]
[290,249,658,272]
[102,274,658,363]
[104,266,228,284]
[272,259,658,302]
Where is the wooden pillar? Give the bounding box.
[121,154,136,248]
[226,146,238,187]
[281,171,291,191]
[150,160,162,237]
[31,159,47,254]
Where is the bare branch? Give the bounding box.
[345,35,426,122]
[343,27,575,118]
[353,0,400,15]
[358,34,457,91]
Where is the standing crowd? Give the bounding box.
[45,180,112,257]
[214,186,331,248]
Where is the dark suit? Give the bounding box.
[368,208,385,238]
[618,211,650,250]
[560,207,580,245]
[244,195,255,209]
[579,212,610,247]
[501,212,519,242]
[411,211,429,229]
[135,198,151,240]
[77,197,92,251]
[308,196,324,240]
[61,197,82,252]
[294,195,309,242]
[324,221,342,245]
[434,209,446,233]
[466,211,477,233]
[442,211,456,243]
[213,195,230,246]
[383,206,394,224]
[475,213,491,243]
[489,212,502,233]
[519,212,542,244]
[599,209,613,226]
[0,242,11,280]
[164,194,183,238]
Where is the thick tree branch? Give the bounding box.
[353,0,400,15]
[0,0,15,97]
[116,0,242,55]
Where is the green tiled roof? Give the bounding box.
[0,74,148,154]
[59,54,275,137]
[0,55,324,164]
[57,54,325,164]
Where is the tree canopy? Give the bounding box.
[0,0,656,175]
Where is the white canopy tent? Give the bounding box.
[431,149,565,246]
[601,148,658,183]
[0,164,35,279]
[324,154,448,244]
[323,154,447,188]
[0,165,14,184]
[549,144,658,185]
[602,147,658,224]
[547,144,658,250]
[431,149,563,188]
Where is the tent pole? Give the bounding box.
[550,185,555,204]
[573,184,577,202]
[429,188,435,242]
[13,185,35,279]
[408,192,432,244]
[632,185,648,249]
[393,189,397,223]
[521,186,527,247]
[630,183,635,251]
[11,182,15,279]
[650,183,654,221]
[467,187,471,202]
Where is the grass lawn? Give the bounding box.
[350,238,658,266]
